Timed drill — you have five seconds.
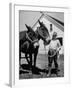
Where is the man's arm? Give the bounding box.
[57,40,61,51]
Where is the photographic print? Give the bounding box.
[19,10,64,79]
[9,4,70,87]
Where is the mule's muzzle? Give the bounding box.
[33,42,39,48]
[44,37,51,45]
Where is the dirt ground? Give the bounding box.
[19,53,64,79]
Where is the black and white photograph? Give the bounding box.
[19,10,64,79]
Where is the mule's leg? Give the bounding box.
[25,53,30,65]
[29,53,32,70]
[19,51,21,68]
[34,46,39,67]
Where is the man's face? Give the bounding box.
[53,35,57,39]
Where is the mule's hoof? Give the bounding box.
[29,71,32,75]
[47,73,51,77]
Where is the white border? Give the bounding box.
[10,3,70,87]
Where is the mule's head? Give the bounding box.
[25,24,37,38]
[25,24,39,48]
[37,20,50,44]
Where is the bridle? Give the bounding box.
[26,33,38,44]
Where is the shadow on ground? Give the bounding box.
[20,64,48,75]
[19,54,64,79]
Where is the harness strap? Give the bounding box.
[26,33,38,44]
[26,33,33,43]
[44,44,46,55]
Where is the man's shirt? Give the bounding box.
[49,39,61,51]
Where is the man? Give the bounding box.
[47,32,61,76]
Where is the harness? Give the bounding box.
[26,33,38,44]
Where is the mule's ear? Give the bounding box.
[38,20,41,25]
[38,19,40,22]
[25,24,29,29]
[38,20,43,27]
[25,24,29,32]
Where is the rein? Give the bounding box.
[48,50,57,57]
[48,48,61,57]
[26,33,38,44]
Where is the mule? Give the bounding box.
[19,24,39,69]
[19,20,50,70]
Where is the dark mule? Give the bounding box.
[19,24,39,69]
[19,20,50,70]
